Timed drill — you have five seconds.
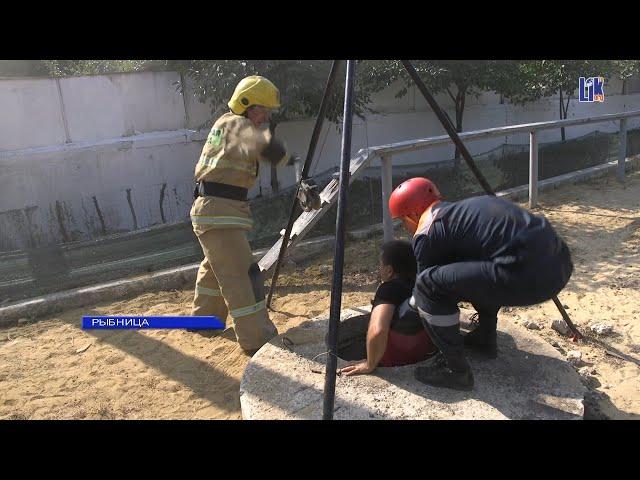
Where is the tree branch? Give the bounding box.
[559,90,563,119]
[564,93,572,118]
[446,87,456,104]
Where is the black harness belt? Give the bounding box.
[194,181,248,201]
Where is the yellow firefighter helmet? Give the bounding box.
[228,75,281,115]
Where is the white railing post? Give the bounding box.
[529,131,538,208]
[618,118,627,183]
[380,154,394,242]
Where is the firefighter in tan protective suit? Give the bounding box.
[190,76,296,354]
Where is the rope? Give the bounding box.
[363,117,381,253]
[310,351,342,376]
[311,351,340,363]
[280,337,342,376]
[310,122,331,177]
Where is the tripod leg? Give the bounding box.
[400,60,582,339]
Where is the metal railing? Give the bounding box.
[371,109,640,242]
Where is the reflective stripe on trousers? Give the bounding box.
[190,215,253,229]
[230,300,266,319]
[416,306,460,327]
[195,285,222,297]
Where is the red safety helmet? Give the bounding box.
[388,177,442,220]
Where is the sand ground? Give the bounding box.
[1,170,639,420]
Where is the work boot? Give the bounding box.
[463,313,498,359]
[414,362,474,391]
[415,324,474,390]
[421,351,447,368]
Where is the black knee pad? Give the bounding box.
[248,263,265,302]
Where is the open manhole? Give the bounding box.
[240,306,587,420]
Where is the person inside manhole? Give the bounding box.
[334,240,438,376]
[387,177,573,391]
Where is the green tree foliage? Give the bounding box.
[174,60,389,192]
[611,60,640,93]
[0,60,169,78]
[41,60,168,77]
[368,60,518,161]
[173,60,387,128]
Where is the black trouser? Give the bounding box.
[413,227,573,370]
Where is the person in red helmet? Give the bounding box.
[389,177,573,391]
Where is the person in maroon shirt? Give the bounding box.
[334,240,437,376]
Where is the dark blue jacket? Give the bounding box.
[413,196,568,273]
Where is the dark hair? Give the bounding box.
[380,240,417,283]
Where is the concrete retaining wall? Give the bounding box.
[2,70,640,250]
